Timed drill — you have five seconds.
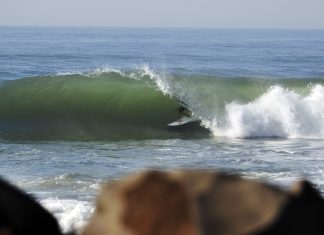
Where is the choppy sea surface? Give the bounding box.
[0,27,324,232]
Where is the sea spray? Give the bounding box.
[206,85,324,138]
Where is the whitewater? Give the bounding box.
[0,27,324,232]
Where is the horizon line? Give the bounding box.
[0,24,324,31]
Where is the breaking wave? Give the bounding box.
[0,66,324,140]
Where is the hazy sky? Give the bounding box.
[1,0,324,28]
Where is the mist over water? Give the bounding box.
[1,27,324,232]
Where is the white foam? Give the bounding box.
[55,66,167,85]
[40,198,94,233]
[138,64,173,95]
[55,67,127,78]
[87,67,127,77]
[205,85,324,139]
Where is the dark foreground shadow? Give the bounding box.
[0,178,74,235]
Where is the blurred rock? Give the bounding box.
[256,180,324,235]
[0,178,62,235]
[82,170,324,235]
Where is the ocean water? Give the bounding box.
[0,27,324,232]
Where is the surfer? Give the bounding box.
[167,105,201,128]
[177,105,192,119]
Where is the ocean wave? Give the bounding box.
[0,67,208,140]
[0,66,323,140]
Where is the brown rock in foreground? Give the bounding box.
[82,170,324,235]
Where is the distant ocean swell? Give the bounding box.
[0,67,324,140]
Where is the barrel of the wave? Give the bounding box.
[0,73,208,140]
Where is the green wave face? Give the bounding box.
[0,72,192,140]
[0,69,323,140]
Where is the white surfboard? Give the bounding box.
[168,116,199,127]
